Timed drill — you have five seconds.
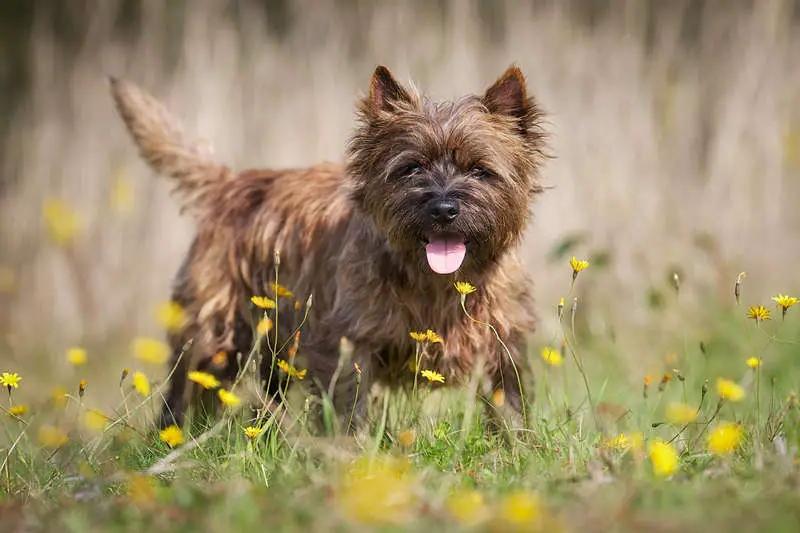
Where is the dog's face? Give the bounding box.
[348,66,545,276]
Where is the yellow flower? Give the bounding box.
[126,473,156,507]
[132,371,150,397]
[454,281,477,295]
[339,456,416,525]
[420,369,445,383]
[66,347,88,366]
[276,359,307,380]
[397,429,416,448]
[187,370,221,389]
[270,283,294,298]
[38,425,69,448]
[446,489,489,526]
[425,329,443,344]
[1,372,22,389]
[603,432,644,452]
[498,491,541,528]
[51,386,68,409]
[492,389,506,407]
[84,409,109,432]
[746,305,771,322]
[250,296,276,309]
[155,301,186,333]
[648,440,679,477]
[707,422,743,456]
[745,357,762,369]
[78,379,88,397]
[159,425,184,448]
[570,256,590,274]
[772,294,798,318]
[133,337,170,365]
[217,388,241,408]
[243,426,262,440]
[8,404,28,417]
[409,331,427,343]
[716,378,745,402]
[665,402,697,425]
[256,317,273,335]
[42,198,82,246]
[540,346,563,367]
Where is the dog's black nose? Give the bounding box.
[428,198,460,224]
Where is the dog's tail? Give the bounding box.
[109,78,231,213]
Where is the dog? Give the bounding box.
[110,65,545,429]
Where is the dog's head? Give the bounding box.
[347,65,545,276]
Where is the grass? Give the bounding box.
[2,263,800,532]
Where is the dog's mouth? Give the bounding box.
[423,233,467,274]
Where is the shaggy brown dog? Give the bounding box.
[110,65,545,429]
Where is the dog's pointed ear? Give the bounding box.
[368,66,411,113]
[483,65,531,120]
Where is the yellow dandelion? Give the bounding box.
[492,389,506,407]
[420,369,445,383]
[126,473,156,507]
[648,440,679,477]
[276,359,307,380]
[746,305,771,322]
[772,294,798,319]
[1,372,22,389]
[745,357,762,369]
[84,409,109,432]
[409,331,427,343]
[339,456,416,525]
[66,347,88,366]
[270,283,294,298]
[603,432,644,452]
[187,370,221,389]
[397,429,416,448]
[132,337,170,365]
[665,402,697,425]
[243,426,262,440]
[42,198,82,246]
[109,175,135,215]
[217,388,241,408]
[540,346,563,367]
[159,425,184,448]
[132,371,150,397]
[38,425,69,448]
[498,491,542,528]
[707,422,743,456]
[51,386,68,409]
[454,281,477,295]
[250,295,276,309]
[256,317,273,335]
[155,301,186,333]
[425,329,443,344]
[8,404,28,417]
[446,489,490,526]
[570,256,590,283]
[716,378,745,402]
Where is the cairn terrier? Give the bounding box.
[110,65,545,429]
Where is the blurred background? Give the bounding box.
[1,0,799,391]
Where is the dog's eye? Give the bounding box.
[471,166,494,180]
[393,163,421,179]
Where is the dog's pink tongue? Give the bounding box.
[425,237,466,274]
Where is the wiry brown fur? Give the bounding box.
[109,66,546,428]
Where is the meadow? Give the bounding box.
[2,255,799,531]
[2,1,800,531]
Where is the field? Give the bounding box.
[2,1,800,531]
